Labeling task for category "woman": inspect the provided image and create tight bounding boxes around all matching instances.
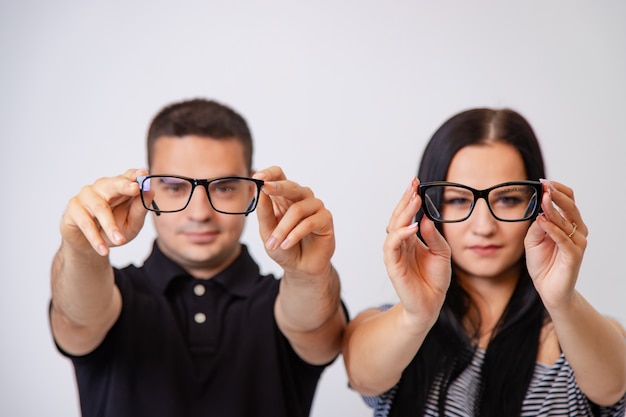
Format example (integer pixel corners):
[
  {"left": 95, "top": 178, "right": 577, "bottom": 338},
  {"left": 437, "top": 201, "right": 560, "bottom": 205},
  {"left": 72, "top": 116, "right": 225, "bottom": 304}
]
[{"left": 342, "top": 108, "right": 626, "bottom": 416}]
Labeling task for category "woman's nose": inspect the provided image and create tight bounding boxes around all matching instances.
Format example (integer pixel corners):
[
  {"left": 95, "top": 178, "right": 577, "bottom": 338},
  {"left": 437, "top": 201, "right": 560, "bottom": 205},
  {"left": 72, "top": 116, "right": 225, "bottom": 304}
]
[{"left": 468, "top": 199, "right": 498, "bottom": 234}]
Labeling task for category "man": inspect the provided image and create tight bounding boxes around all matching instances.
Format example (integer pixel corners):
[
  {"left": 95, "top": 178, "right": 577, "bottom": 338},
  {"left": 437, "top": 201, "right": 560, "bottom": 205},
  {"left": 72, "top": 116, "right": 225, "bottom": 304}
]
[{"left": 49, "top": 98, "right": 347, "bottom": 417}]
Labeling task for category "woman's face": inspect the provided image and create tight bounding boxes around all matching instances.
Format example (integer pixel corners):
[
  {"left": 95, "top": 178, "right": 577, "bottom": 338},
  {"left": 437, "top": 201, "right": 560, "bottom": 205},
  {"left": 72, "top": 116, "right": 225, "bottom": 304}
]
[{"left": 442, "top": 142, "right": 530, "bottom": 283}]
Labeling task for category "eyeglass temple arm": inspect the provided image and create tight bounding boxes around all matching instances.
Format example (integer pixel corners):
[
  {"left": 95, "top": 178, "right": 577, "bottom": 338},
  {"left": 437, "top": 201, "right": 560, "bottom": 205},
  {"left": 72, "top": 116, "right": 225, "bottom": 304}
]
[
  {"left": 244, "top": 197, "right": 257, "bottom": 217},
  {"left": 243, "top": 180, "right": 264, "bottom": 216},
  {"left": 151, "top": 201, "right": 161, "bottom": 216},
  {"left": 424, "top": 194, "right": 441, "bottom": 219}
]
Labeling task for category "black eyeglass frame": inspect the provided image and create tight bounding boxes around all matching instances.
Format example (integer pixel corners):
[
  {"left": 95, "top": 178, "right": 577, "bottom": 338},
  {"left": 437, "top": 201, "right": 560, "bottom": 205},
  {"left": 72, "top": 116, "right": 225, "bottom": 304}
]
[
  {"left": 136, "top": 175, "right": 264, "bottom": 216},
  {"left": 417, "top": 180, "right": 543, "bottom": 223}
]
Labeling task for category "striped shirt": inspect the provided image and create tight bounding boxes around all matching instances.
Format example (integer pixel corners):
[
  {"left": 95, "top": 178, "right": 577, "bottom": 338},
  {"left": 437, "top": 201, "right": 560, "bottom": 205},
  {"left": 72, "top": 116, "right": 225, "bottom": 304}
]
[{"left": 364, "top": 348, "right": 626, "bottom": 417}]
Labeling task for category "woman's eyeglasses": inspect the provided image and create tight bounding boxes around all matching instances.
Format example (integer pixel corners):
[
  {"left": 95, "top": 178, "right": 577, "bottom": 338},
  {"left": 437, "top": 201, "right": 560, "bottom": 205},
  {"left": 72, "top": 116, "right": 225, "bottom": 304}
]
[{"left": 418, "top": 181, "right": 543, "bottom": 223}]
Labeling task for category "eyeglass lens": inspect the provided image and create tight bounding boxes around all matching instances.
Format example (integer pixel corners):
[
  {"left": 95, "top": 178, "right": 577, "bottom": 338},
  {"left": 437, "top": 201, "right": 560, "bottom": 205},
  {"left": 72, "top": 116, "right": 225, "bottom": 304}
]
[
  {"left": 422, "top": 183, "right": 539, "bottom": 222},
  {"left": 140, "top": 176, "right": 260, "bottom": 214}
]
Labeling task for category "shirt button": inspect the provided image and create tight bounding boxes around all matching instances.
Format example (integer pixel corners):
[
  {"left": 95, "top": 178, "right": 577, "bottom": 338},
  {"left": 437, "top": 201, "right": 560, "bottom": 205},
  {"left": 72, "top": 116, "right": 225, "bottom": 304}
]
[
  {"left": 193, "top": 284, "right": 206, "bottom": 296},
  {"left": 194, "top": 312, "right": 207, "bottom": 324}
]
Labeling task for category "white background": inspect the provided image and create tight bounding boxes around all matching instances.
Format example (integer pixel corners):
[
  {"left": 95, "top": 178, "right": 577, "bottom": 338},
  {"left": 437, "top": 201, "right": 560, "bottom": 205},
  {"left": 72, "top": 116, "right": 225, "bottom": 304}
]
[{"left": 1, "top": 1, "right": 625, "bottom": 416}]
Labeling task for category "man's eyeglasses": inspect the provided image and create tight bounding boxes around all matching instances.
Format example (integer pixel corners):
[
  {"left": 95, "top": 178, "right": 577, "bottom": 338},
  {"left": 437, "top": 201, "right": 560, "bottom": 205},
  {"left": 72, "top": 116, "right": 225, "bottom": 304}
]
[
  {"left": 136, "top": 175, "right": 264, "bottom": 216},
  {"left": 418, "top": 181, "right": 542, "bottom": 223}
]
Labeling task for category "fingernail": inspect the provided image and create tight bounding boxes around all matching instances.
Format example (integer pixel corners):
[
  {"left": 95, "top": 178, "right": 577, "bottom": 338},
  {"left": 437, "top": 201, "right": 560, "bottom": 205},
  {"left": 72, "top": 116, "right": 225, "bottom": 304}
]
[
  {"left": 265, "top": 236, "right": 277, "bottom": 250},
  {"left": 280, "top": 238, "right": 291, "bottom": 250},
  {"left": 97, "top": 244, "right": 109, "bottom": 256},
  {"left": 254, "top": 172, "right": 267, "bottom": 180},
  {"left": 113, "top": 231, "right": 124, "bottom": 244},
  {"left": 540, "top": 178, "right": 556, "bottom": 192}
]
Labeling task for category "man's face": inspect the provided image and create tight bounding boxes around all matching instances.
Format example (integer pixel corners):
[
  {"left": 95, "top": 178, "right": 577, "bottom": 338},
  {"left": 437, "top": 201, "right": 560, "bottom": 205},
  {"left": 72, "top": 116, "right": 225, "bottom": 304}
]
[{"left": 149, "top": 135, "right": 250, "bottom": 279}]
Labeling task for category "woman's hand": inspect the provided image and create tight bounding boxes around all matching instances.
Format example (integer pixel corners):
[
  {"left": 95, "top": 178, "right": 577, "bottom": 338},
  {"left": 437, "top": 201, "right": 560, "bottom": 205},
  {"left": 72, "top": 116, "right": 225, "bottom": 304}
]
[
  {"left": 524, "top": 179, "right": 588, "bottom": 308},
  {"left": 383, "top": 177, "right": 452, "bottom": 329}
]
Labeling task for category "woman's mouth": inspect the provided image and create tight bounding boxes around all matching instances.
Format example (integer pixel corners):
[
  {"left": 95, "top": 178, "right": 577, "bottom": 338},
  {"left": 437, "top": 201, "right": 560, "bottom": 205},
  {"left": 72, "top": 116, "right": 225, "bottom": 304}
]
[{"left": 469, "top": 245, "right": 501, "bottom": 256}]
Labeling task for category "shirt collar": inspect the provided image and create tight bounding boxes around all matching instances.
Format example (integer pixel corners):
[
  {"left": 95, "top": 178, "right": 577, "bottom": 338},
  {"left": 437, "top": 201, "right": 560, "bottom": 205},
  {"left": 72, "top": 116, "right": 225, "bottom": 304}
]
[{"left": 144, "top": 241, "right": 262, "bottom": 298}]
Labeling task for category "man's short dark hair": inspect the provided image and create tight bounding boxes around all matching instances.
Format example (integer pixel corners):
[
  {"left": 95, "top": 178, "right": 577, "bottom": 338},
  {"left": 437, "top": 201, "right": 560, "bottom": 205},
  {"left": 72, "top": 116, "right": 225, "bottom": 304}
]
[{"left": 147, "top": 98, "right": 253, "bottom": 171}]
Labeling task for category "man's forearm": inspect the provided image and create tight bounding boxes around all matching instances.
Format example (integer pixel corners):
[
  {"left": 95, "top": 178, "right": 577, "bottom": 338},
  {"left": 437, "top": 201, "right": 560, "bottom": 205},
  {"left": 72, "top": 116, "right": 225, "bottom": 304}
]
[
  {"left": 277, "top": 264, "right": 342, "bottom": 332},
  {"left": 275, "top": 264, "right": 346, "bottom": 364},
  {"left": 50, "top": 242, "right": 117, "bottom": 327}
]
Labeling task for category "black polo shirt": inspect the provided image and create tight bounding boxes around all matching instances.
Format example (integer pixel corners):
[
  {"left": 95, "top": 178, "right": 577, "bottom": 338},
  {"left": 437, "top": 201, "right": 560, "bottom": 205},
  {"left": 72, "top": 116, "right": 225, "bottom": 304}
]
[{"left": 56, "top": 243, "right": 330, "bottom": 417}]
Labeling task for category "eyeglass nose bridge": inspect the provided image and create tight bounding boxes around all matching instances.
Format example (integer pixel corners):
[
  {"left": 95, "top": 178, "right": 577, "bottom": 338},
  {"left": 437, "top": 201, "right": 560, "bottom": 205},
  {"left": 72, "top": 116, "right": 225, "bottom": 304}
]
[
  {"left": 467, "top": 189, "right": 497, "bottom": 220},
  {"left": 187, "top": 179, "right": 219, "bottom": 211}
]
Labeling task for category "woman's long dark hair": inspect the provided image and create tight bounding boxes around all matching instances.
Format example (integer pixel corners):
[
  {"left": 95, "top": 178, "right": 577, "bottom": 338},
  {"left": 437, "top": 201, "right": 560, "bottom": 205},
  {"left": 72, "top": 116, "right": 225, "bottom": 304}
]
[{"left": 389, "top": 108, "right": 548, "bottom": 417}]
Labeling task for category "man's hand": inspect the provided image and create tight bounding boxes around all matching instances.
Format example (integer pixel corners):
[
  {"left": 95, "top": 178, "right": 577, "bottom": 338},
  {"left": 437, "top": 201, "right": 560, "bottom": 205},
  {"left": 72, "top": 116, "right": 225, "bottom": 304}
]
[
  {"left": 253, "top": 166, "right": 334, "bottom": 277},
  {"left": 51, "top": 168, "right": 148, "bottom": 356},
  {"left": 253, "top": 166, "right": 344, "bottom": 365},
  {"left": 61, "top": 168, "right": 149, "bottom": 256}
]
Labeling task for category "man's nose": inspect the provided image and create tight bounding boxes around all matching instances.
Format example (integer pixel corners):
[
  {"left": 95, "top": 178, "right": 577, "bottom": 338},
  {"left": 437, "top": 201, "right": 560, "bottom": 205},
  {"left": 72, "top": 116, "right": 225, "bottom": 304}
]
[{"left": 186, "top": 186, "right": 216, "bottom": 216}]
